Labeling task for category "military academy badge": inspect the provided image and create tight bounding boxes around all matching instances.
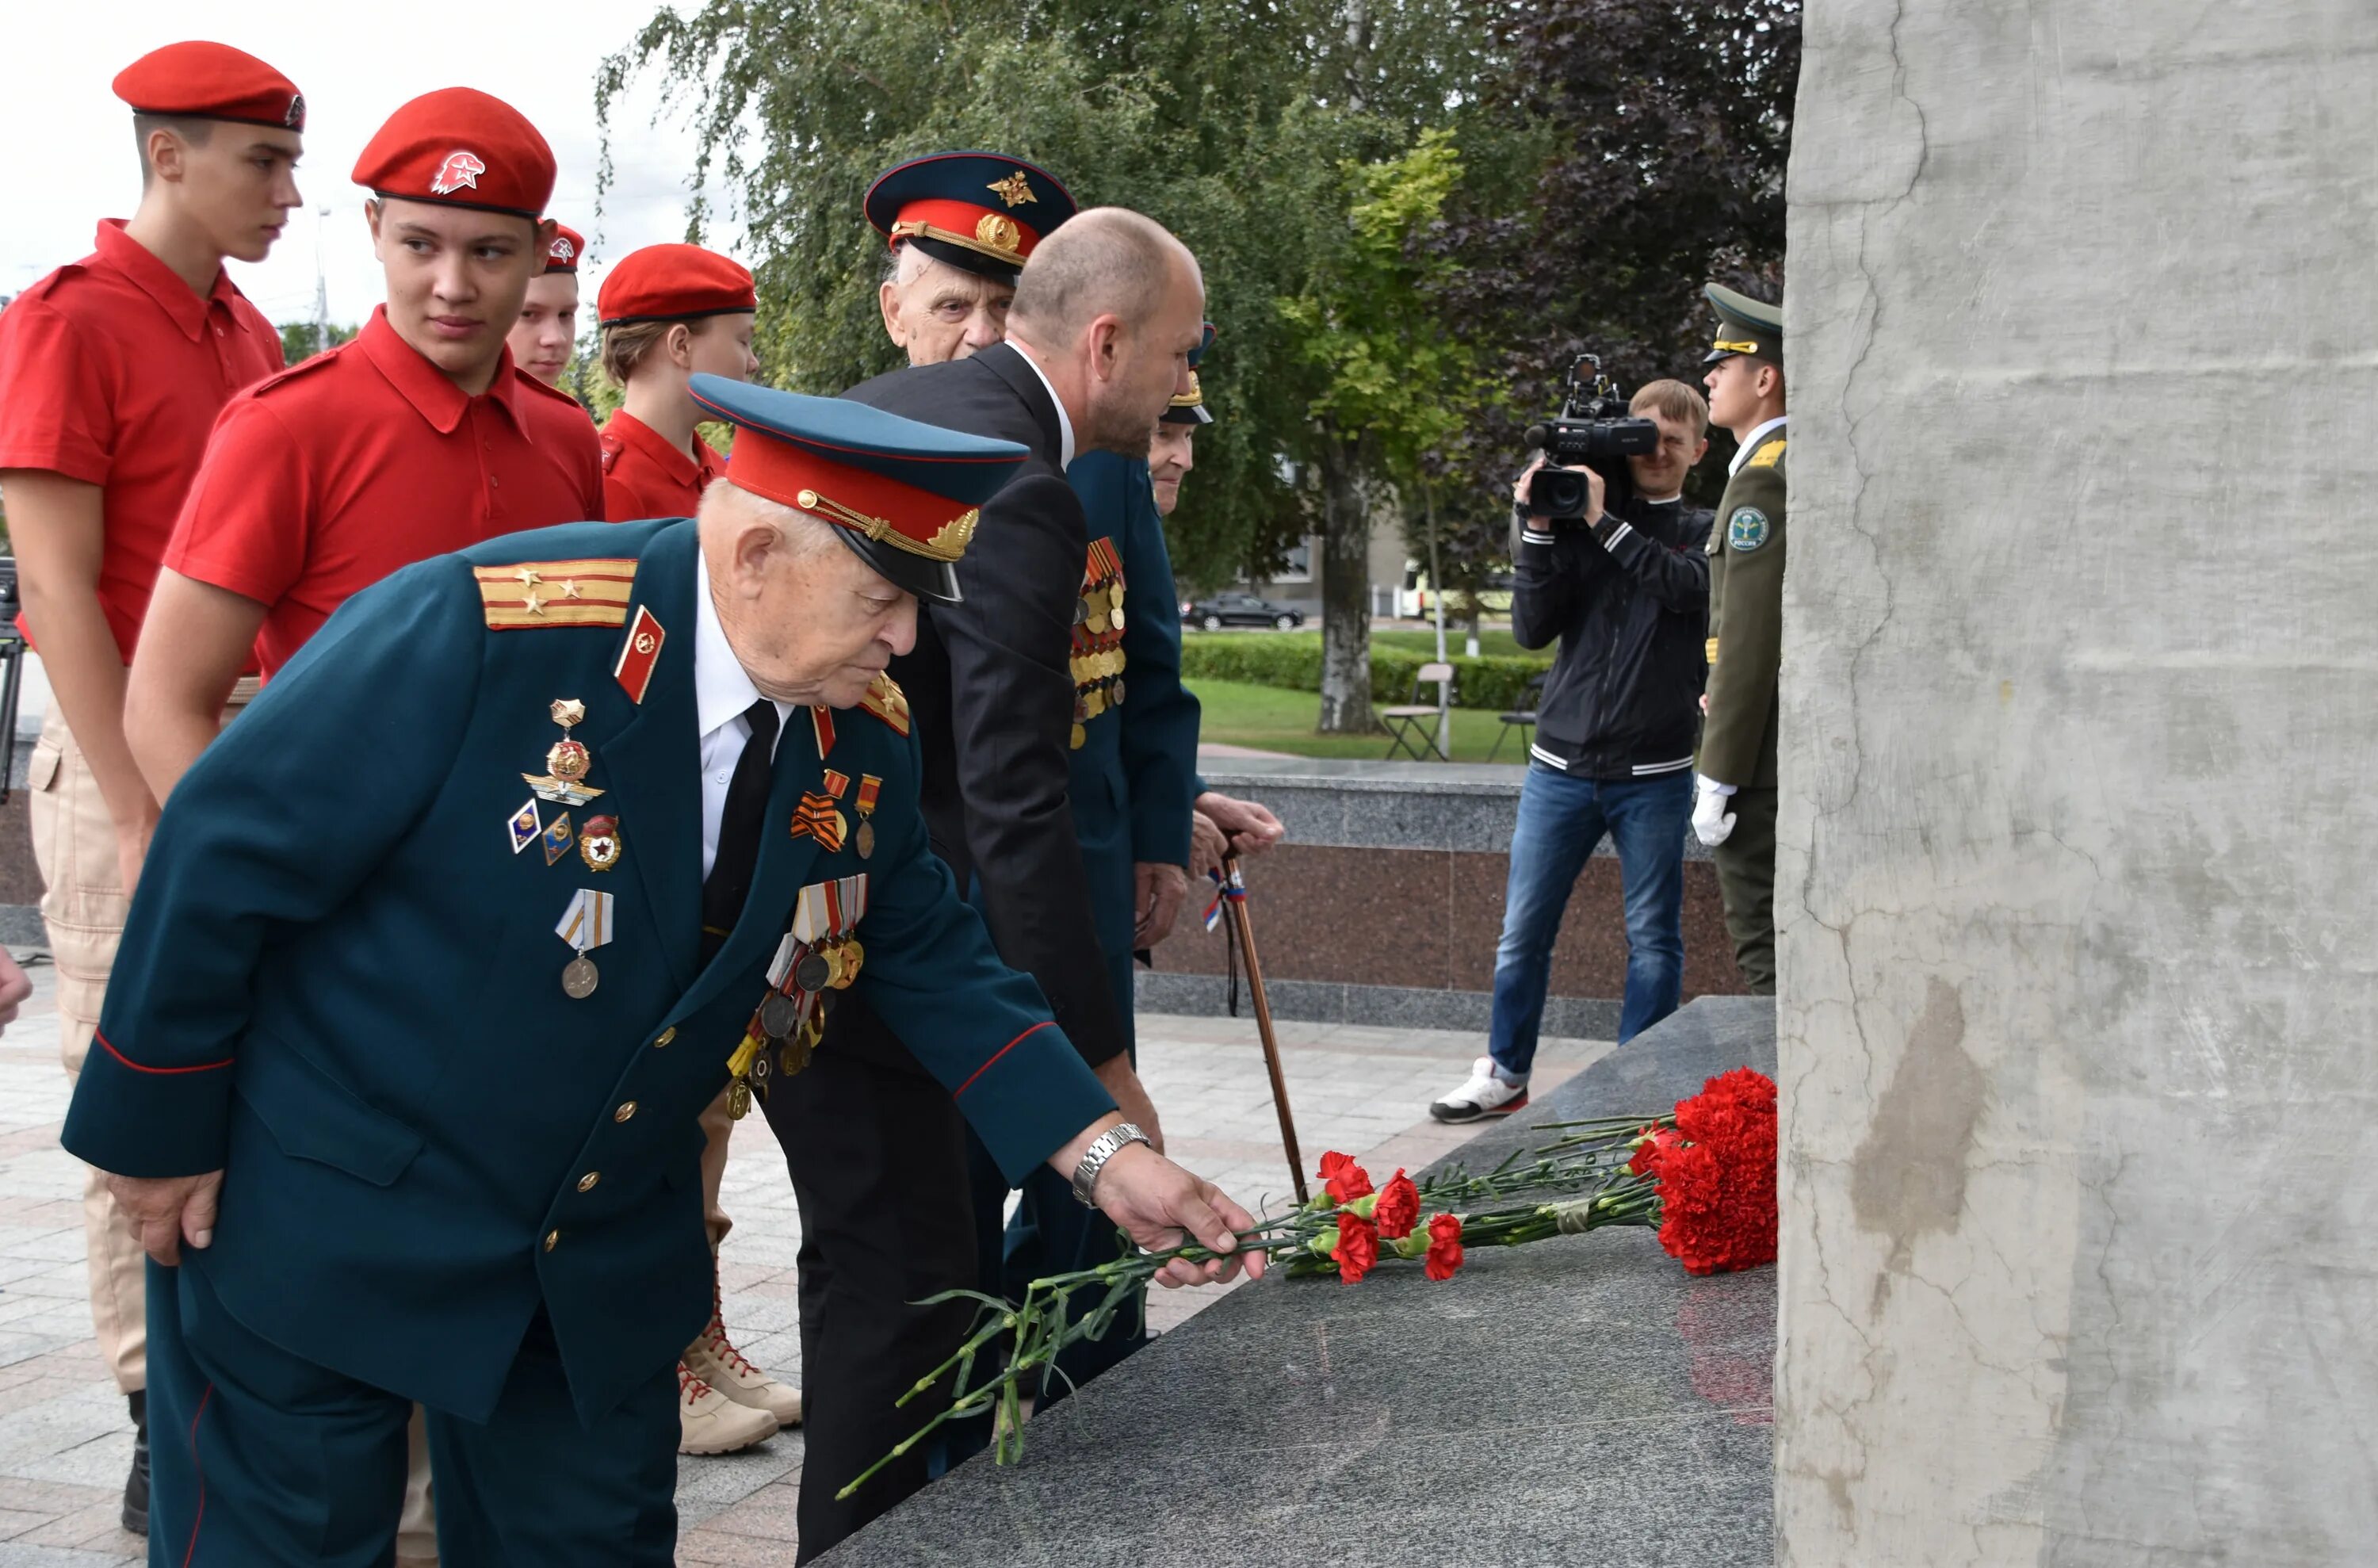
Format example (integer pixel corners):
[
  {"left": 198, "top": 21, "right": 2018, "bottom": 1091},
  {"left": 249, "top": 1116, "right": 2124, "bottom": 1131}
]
[{"left": 1727, "top": 507, "right": 1771, "bottom": 553}]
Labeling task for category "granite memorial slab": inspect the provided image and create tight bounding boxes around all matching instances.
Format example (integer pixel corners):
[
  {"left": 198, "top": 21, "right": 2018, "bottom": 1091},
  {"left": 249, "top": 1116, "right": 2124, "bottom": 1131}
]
[{"left": 819, "top": 996, "right": 1779, "bottom": 1568}]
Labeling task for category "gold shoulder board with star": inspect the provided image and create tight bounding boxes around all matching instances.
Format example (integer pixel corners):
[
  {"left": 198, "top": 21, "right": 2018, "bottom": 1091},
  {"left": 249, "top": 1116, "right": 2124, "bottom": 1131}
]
[
  {"left": 475, "top": 557, "right": 639, "bottom": 630},
  {"left": 858, "top": 672, "right": 910, "bottom": 736}
]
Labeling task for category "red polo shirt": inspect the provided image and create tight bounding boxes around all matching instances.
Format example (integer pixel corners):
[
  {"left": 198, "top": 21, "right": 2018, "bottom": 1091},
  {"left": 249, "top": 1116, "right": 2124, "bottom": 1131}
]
[
  {"left": 166, "top": 306, "right": 604, "bottom": 675},
  {"left": 0, "top": 220, "right": 283, "bottom": 656},
  {"left": 598, "top": 408, "right": 725, "bottom": 522}
]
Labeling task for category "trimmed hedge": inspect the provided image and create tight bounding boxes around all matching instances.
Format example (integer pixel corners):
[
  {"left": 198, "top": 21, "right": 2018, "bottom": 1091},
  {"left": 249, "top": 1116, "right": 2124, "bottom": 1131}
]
[{"left": 1178, "top": 631, "right": 1549, "bottom": 711}]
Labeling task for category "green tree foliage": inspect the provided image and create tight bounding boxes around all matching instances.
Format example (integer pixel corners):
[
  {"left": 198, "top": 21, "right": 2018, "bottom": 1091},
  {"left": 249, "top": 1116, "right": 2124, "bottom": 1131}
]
[
  {"left": 597, "top": 0, "right": 1498, "bottom": 730},
  {"left": 277, "top": 320, "right": 357, "bottom": 365}
]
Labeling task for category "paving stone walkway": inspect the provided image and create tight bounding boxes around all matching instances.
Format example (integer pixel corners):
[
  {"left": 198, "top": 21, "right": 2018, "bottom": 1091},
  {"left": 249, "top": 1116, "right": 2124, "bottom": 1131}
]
[{"left": 0, "top": 954, "right": 1605, "bottom": 1564}]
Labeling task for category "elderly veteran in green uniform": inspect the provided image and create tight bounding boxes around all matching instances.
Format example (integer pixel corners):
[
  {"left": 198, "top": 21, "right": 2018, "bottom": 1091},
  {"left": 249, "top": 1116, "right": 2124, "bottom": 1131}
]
[
  {"left": 60, "top": 376, "right": 1262, "bottom": 1566},
  {"left": 1693, "top": 282, "right": 1788, "bottom": 993}
]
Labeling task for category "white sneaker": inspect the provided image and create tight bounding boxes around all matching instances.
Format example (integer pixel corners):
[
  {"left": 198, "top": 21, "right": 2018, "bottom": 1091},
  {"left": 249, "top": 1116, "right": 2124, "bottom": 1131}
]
[
  {"left": 1428, "top": 1056, "right": 1530, "bottom": 1123},
  {"left": 682, "top": 1315, "right": 802, "bottom": 1428},
  {"left": 676, "top": 1362, "right": 778, "bottom": 1455}
]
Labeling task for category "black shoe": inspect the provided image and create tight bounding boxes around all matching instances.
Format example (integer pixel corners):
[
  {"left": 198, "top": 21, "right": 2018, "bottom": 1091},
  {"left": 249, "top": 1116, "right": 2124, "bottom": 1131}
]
[{"left": 122, "top": 1390, "right": 148, "bottom": 1535}]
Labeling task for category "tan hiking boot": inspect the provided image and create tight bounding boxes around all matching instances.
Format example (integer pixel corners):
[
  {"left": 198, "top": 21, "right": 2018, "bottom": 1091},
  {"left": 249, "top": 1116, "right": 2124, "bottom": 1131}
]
[
  {"left": 676, "top": 1361, "right": 778, "bottom": 1455},
  {"left": 682, "top": 1314, "right": 803, "bottom": 1428}
]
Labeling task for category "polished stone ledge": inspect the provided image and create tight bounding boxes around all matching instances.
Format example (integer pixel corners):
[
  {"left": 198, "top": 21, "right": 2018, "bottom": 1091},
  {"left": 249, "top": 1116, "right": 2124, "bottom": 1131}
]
[
  {"left": 1136, "top": 969, "right": 1620, "bottom": 1040},
  {"left": 820, "top": 996, "right": 1779, "bottom": 1567},
  {"left": 1202, "top": 759, "right": 1714, "bottom": 859}
]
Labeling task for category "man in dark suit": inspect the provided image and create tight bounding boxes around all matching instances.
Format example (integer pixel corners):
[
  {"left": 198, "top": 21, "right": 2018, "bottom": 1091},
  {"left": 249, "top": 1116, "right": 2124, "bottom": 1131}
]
[
  {"left": 760, "top": 206, "right": 1207, "bottom": 1553},
  {"left": 62, "top": 378, "right": 1259, "bottom": 1565}
]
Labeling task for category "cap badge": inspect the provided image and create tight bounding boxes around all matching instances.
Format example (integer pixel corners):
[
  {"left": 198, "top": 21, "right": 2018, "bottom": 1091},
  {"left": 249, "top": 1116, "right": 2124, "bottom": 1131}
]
[
  {"left": 975, "top": 213, "right": 1023, "bottom": 255},
  {"left": 284, "top": 93, "right": 305, "bottom": 129},
  {"left": 550, "top": 235, "right": 576, "bottom": 263},
  {"left": 987, "top": 170, "right": 1037, "bottom": 208},
  {"left": 431, "top": 150, "right": 487, "bottom": 196}
]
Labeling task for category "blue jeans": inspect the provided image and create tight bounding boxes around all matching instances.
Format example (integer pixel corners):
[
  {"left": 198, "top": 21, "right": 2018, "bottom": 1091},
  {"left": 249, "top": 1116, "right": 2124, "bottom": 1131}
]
[{"left": 1488, "top": 763, "right": 1692, "bottom": 1075}]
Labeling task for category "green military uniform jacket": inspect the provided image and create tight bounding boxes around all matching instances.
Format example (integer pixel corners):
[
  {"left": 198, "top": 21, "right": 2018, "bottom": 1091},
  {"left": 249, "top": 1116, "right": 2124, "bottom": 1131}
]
[
  {"left": 60, "top": 517, "right": 1114, "bottom": 1426},
  {"left": 1699, "top": 420, "right": 1787, "bottom": 788}
]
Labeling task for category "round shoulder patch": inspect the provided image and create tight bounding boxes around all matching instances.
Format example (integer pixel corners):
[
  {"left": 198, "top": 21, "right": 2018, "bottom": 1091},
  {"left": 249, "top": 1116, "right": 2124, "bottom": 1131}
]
[{"left": 1727, "top": 506, "right": 1770, "bottom": 553}]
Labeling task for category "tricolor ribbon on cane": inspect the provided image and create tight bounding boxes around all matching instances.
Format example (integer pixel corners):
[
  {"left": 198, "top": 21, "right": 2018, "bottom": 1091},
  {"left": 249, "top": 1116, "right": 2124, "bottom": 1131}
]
[{"left": 1200, "top": 863, "right": 1248, "bottom": 933}]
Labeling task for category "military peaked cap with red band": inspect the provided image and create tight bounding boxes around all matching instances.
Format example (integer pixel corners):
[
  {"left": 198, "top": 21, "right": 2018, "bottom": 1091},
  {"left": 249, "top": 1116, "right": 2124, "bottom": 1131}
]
[
  {"left": 545, "top": 224, "right": 585, "bottom": 274},
  {"left": 597, "top": 244, "right": 756, "bottom": 326},
  {"left": 353, "top": 88, "right": 555, "bottom": 219},
  {"left": 113, "top": 41, "right": 305, "bottom": 132},
  {"left": 864, "top": 151, "right": 1076, "bottom": 281},
  {"left": 687, "top": 372, "right": 1027, "bottom": 606}
]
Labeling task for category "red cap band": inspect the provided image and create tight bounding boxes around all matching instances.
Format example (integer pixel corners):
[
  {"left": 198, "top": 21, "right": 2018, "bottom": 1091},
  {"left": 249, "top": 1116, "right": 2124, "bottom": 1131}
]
[
  {"left": 724, "top": 432, "right": 980, "bottom": 565},
  {"left": 887, "top": 197, "right": 1047, "bottom": 266}
]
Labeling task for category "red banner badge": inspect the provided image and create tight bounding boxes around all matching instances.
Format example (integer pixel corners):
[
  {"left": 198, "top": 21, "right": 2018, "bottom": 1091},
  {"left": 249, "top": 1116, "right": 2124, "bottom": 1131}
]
[
  {"left": 811, "top": 705, "right": 836, "bottom": 761},
  {"left": 614, "top": 606, "right": 666, "bottom": 704}
]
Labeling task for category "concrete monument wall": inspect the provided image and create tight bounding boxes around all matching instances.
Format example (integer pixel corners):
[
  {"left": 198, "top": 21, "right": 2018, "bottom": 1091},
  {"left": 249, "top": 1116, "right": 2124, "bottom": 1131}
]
[{"left": 1777, "top": 3, "right": 2378, "bottom": 1562}]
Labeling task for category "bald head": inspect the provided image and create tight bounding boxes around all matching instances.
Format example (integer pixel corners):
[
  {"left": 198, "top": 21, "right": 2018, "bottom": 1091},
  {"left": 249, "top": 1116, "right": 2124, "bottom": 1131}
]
[
  {"left": 1010, "top": 208, "right": 1199, "bottom": 346},
  {"left": 1007, "top": 208, "right": 1206, "bottom": 455}
]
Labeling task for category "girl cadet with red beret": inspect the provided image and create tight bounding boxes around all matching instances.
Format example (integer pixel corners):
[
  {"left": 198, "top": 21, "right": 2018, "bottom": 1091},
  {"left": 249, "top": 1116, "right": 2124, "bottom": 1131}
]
[
  {"left": 0, "top": 40, "right": 301, "bottom": 1537},
  {"left": 509, "top": 221, "right": 586, "bottom": 389},
  {"left": 594, "top": 242, "right": 801, "bottom": 1455},
  {"left": 127, "top": 86, "right": 605, "bottom": 801},
  {"left": 594, "top": 243, "right": 760, "bottom": 522}
]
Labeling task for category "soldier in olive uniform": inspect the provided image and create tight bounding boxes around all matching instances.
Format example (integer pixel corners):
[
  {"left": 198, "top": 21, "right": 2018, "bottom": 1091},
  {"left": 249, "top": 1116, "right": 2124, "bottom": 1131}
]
[{"left": 1692, "top": 283, "right": 1787, "bottom": 993}]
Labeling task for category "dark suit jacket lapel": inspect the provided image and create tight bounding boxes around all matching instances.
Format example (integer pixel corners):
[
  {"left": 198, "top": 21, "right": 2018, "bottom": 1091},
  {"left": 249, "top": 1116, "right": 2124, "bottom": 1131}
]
[
  {"left": 977, "top": 343, "right": 1064, "bottom": 466},
  {"left": 588, "top": 521, "right": 703, "bottom": 992}
]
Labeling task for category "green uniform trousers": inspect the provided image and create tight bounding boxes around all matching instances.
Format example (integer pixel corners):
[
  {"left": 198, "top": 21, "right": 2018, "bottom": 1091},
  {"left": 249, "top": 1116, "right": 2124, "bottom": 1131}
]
[{"left": 1713, "top": 785, "right": 1778, "bottom": 995}]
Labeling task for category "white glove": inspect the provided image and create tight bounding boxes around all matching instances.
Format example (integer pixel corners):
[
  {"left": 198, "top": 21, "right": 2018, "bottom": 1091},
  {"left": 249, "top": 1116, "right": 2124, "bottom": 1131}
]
[{"left": 1692, "top": 773, "right": 1738, "bottom": 847}]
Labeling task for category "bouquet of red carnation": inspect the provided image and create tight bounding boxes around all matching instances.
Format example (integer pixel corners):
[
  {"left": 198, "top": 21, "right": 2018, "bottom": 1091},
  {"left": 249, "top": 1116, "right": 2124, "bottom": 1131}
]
[{"left": 843, "top": 1068, "right": 1778, "bottom": 1495}]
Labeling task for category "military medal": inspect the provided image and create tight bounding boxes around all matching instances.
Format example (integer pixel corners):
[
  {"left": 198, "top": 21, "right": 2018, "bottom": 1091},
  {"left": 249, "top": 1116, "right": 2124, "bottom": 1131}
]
[
  {"left": 524, "top": 698, "right": 606, "bottom": 807},
  {"left": 1068, "top": 539, "right": 1128, "bottom": 751},
  {"left": 507, "top": 799, "right": 542, "bottom": 855},
  {"left": 759, "top": 992, "right": 799, "bottom": 1039},
  {"left": 554, "top": 888, "right": 615, "bottom": 998},
  {"left": 579, "top": 815, "right": 622, "bottom": 871},
  {"left": 854, "top": 775, "right": 881, "bottom": 859},
  {"left": 789, "top": 792, "right": 848, "bottom": 851}
]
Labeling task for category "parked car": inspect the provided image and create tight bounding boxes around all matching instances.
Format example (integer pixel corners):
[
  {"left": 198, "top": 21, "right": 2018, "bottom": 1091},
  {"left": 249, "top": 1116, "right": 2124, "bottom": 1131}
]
[{"left": 1180, "top": 593, "right": 1306, "bottom": 631}]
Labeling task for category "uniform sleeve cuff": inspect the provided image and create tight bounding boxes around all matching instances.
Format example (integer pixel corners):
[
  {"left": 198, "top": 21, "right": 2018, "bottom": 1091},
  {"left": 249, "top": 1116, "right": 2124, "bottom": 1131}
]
[
  {"left": 60, "top": 1032, "right": 234, "bottom": 1178},
  {"left": 954, "top": 1021, "right": 1118, "bottom": 1186}
]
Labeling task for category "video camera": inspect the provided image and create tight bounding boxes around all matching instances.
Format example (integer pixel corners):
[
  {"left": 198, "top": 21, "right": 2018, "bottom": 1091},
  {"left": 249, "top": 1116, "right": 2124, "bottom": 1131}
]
[{"left": 1521, "top": 354, "right": 1659, "bottom": 521}]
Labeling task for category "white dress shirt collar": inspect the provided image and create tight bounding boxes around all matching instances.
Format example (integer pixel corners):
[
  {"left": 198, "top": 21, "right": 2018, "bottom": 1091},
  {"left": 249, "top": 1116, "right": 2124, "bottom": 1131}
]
[
  {"left": 1729, "top": 414, "right": 1789, "bottom": 476},
  {"left": 693, "top": 546, "right": 791, "bottom": 743},
  {"left": 1006, "top": 339, "right": 1077, "bottom": 470}
]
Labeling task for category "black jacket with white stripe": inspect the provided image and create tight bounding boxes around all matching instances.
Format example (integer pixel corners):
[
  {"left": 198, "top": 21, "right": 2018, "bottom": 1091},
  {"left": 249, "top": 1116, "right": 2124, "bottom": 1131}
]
[{"left": 1508, "top": 492, "right": 1712, "bottom": 782}]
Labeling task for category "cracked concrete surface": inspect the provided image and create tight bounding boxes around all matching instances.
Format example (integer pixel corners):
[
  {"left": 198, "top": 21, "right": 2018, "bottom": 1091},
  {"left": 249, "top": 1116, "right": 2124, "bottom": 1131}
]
[{"left": 1776, "top": 2, "right": 2378, "bottom": 1562}]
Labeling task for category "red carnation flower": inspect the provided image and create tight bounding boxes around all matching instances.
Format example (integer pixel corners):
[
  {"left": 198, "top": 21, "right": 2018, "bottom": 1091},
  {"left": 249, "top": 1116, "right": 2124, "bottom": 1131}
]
[
  {"left": 1372, "top": 1170, "right": 1420, "bottom": 1239},
  {"left": 1628, "top": 1126, "right": 1684, "bottom": 1179},
  {"left": 1318, "top": 1150, "right": 1374, "bottom": 1205},
  {"left": 1335, "top": 1212, "right": 1379, "bottom": 1283},
  {"left": 1423, "top": 1213, "right": 1465, "bottom": 1281}
]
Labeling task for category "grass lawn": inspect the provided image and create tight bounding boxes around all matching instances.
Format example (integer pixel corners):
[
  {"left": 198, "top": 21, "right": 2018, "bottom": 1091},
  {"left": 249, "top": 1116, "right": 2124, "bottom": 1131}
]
[
  {"left": 1187, "top": 677, "right": 1527, "bottom": 763},
  {"left": 1183, "top": 625, "right": 1539, "bottom": 661}
]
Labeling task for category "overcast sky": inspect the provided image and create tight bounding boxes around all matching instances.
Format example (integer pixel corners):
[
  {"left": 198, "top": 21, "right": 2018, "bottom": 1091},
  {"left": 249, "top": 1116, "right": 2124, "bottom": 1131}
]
[{"left": 0, "top": 0, "right": 744, "bottom": 327}]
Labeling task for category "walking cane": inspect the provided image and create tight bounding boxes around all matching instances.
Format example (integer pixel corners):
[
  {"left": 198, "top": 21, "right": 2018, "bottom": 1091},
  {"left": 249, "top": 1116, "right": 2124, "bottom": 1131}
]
[{"left": 1221, "top": 853, "right": 1308, "bottom": 1204}]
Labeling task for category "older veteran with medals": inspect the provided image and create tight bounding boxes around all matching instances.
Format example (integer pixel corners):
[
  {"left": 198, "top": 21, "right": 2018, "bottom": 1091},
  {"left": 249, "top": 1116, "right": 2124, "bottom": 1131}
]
[{"left": 61, "top": 375, "right": 1263, "bottom": 1566}]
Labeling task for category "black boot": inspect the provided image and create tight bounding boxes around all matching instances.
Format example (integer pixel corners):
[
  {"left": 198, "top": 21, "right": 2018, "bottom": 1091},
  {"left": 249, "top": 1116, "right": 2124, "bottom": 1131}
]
[{"left": 122, "top": 1390, "right": 148, "bottom": 1535}]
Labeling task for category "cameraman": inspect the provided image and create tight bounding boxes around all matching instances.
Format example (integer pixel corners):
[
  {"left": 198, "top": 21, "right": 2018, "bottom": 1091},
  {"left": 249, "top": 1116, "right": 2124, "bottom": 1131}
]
[{"left": 1431, "top": 381, "right": 1712, "bottom": 1123}]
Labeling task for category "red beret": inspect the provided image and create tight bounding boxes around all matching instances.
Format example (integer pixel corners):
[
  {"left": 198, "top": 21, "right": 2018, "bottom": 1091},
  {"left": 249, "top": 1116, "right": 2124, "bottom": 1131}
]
[
  {"left": 545, "top": 224, "right": 585, "bottom": 274},
  {"left": 352, "top": 88, "right": 554, "bottom": 219},
  {"left": 597, "top": 244, "right": 757, "bottom": 326},
  {"left": 113, "top": 41, "right": 304, "bottom": 132}
]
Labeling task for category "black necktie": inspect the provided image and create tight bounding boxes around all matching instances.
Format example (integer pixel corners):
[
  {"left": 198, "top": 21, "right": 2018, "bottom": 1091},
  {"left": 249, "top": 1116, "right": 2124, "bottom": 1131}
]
[{"left": 702, "top": 699, "right": 780, "bottom": 963}]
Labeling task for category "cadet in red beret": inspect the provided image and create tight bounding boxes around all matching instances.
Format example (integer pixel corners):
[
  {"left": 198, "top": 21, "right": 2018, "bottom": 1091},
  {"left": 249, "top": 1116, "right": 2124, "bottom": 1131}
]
[
  {"left": 0, "top": 39, "right": 302, "bottom": 1533},
  {"left": 591, "top": 239, "right": 797, "bottom": 1455},
  {"left": 128, "top": 86, "right": 604, "bottom": 805},
  {"left": 510, "top": 220, "right": 586, "bottom": 388},
  {"left": 594, "top": 243, "right": 760, "bottom": 524}
]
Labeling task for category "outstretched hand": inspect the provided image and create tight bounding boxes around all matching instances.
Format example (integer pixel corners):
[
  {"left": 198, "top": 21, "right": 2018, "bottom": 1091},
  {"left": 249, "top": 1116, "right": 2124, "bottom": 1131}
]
[
  {"left": 1090, "top": 1143, "right": 1266, "bottom": 1290},
  {"left": 109, "top": 1171, "right": 223, "bottom": 1266}
]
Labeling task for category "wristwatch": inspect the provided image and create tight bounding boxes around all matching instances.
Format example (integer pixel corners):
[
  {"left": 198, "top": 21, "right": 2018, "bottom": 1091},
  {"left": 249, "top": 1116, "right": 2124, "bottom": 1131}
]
[{"left": 1070, "top": 1122, "right": 1152, "bottom": 1207}]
